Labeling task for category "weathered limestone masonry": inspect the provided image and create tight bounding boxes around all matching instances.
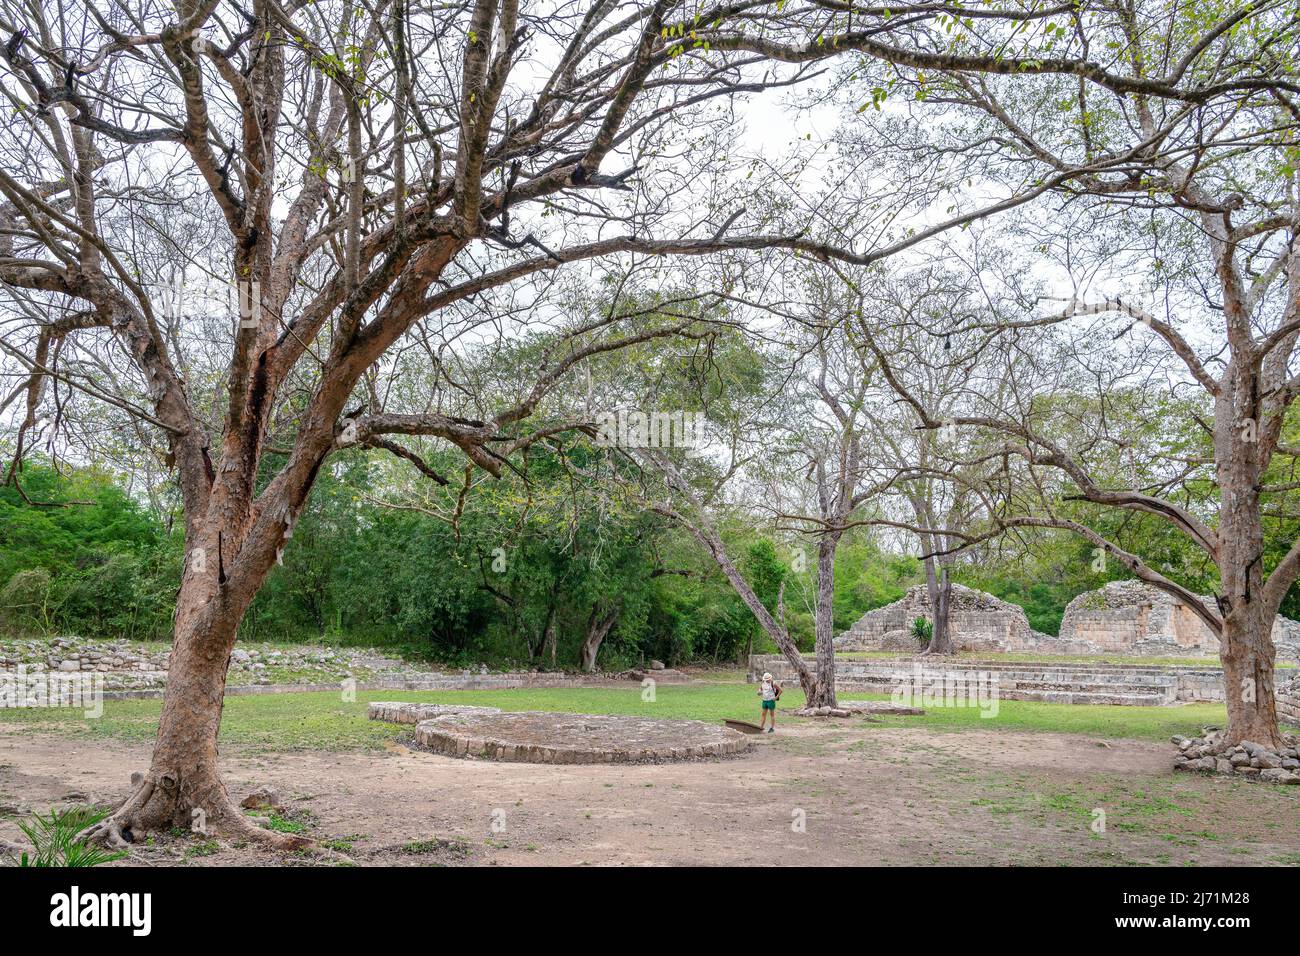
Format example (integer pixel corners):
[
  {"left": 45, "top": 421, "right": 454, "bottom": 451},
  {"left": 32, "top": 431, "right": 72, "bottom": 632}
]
[
  {"left": 833, "top": 584, "right": 1070, "bottom": 654},
  {"left": 368, "top": 704, "right": 752, "bottom": 763},
  {"left": 750, "top": 654, "right": 1300, "bottom": 711},
  {"left": 833, "top": 580, "right": 1300, "bottom": 661},
  {"left": 1059, "top": 580, "right": 1300, "bottom": 661},
  {"left": 1280, "top": 675, "right": 1300, "bottom": 725},
  {"left": 366, "top": 701, "right": 502, "bottom": 723},
  {"left": 0, "top": 636, "right": 615, "bottom": 702}
]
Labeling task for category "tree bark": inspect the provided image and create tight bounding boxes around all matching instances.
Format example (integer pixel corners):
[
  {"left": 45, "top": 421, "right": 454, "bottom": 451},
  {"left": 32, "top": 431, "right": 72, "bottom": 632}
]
[
  {"left": 580, "top": 605, "right": 619, "bottom": 673},
  {"left": 82, "top": 562, "right": 307, "bottom": 849},
  {"left": 924, "top": 563, "right": 954, "bottom": 656},
  {"left": 809, "top": 535, "right": 839, "bottom": 708},
  {"left": 531, "top": 603, "right": 555, "bottom": 663},
  {"left": 1220, "top": 612, "right": 1283, "bottom": 747},
  {"left": 1214, "top": 368, "right": 1284, "bottom": 748}
]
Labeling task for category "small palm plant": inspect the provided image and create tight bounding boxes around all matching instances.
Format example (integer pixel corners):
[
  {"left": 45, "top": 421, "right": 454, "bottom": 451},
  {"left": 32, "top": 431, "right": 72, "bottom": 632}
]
[
  {"left": 13, "top": 806, "right": 128, "bottom": 867},
  {"left": 911, "top": 616, "right": 934, "bottom": 646}
]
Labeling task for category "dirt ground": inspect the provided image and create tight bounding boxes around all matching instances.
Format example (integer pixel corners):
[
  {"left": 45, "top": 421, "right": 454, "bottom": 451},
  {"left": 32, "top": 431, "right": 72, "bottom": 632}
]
[{"left": 2, "top": 721, "right": 1297, "bottom": 866}]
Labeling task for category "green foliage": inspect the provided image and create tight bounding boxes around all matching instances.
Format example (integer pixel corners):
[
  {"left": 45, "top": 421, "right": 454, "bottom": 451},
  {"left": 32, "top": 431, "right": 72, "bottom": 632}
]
[
  {"left": 263, "top": 813, "right": 307, "bottom": 834},
  {"left": 0, "top": 463, "right": 180, "bottom": 639},
  {"left": 911, "top": 616, "right": 933, "bottom": 643},
  {"left": 185, "top": 840, "right": 221, "bottom": 858},
  {"left": 15, "top": 382, "right": 1298, "bottom": 667},
  {"left": 243, "top": 449, "right": 788, "bottom": 668},
  {"left": 14, "top": 805, "right": 127, "bottom": 867},
  {"left": 829, "top": 534, "right": 917, "bottom": 628},
  {"left": 741, "top": 538, "right": 788, "bottom": 647}
]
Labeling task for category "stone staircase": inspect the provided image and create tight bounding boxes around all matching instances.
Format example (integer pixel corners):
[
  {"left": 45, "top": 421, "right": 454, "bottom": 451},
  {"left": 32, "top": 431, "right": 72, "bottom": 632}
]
[{"left": 749, "top": 655, "right": 1208, "bottom": 706}]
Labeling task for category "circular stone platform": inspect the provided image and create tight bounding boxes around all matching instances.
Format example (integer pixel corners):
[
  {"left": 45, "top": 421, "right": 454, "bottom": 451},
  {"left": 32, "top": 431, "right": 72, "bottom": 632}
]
[
  {"left": 412, "top": 711, "right": 752, "bottom": 764},
  {"left": 368, "top": 701, "right": 502, "bottom": 725}
]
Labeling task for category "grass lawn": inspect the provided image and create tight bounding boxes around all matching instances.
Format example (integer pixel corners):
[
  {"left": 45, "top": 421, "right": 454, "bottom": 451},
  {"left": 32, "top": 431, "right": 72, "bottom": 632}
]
[{"left": 1, "top": 681, "right": 1284, "bottom": 752}]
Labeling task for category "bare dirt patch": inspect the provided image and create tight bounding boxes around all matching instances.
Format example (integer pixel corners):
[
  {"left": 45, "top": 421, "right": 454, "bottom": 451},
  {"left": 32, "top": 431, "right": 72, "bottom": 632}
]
[{"left": 1, "top": 721, "right": 1296, "bottom": 866}]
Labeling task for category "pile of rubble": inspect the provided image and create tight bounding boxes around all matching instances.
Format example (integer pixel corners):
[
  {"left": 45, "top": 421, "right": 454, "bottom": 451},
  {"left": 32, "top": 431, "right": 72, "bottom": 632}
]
[{"left": 1172, "top": 727, "right": 1300, "bottom": 784}]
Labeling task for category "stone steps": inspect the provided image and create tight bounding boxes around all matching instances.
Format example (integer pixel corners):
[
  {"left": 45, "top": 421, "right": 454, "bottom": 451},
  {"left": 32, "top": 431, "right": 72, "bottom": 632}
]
[
  {"left": 832, "top": 655, "right": 1223, "bottom": 675},
  {"left": 999, "top": 688, "right": 1170, "bottom": 706},
  {"left": 834, "top": 671, "right": 1174, "bottom": 706},
  {"left": 1001, "top": 677, "right": 1173, "bottom": 695},
  {"left": 835, "top": 664, "right": 1176, "bottom": 687},
  {"left": 753, "top": 654, "right": 1188, "bottom": 706}
]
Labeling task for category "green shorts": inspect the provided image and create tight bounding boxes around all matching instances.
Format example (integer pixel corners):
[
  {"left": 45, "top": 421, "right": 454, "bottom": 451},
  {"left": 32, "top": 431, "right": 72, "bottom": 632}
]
[{"left": 761, "top": 699, "right": 776, "bottom": 710}]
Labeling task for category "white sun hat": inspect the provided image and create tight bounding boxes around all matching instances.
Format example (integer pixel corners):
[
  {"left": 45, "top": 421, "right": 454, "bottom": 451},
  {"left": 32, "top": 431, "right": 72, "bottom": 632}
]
[{"left": 762, "top": 672, "right": 773, "bottom": 681}]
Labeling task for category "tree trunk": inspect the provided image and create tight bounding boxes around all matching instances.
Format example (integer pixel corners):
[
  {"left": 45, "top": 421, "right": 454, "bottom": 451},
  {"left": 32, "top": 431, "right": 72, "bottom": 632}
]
[
  {"left": 523, "top": 603, "right": 553, "bottom": 662},
  {"left": 920, "top": 553, "right": 938, "bottom": 650},
  {"left": 1212, "top": 366, "right": 1283, "bottom": 748},
  {"left": 82, "top": 570, "right": 307, "bottom": 849},
  {"left": 808, "top": 535, "right": 839, "bottom": 708},
  {"left": 925, "top": 564, "right": 954, "bottom": 656},
  {"left": 547, "top": 614, "right": 557, "bottom": 668},
  {"left": 1220, "top": 611, "right": 1283, "bottom": 748},
  {"left": 580, "top": 606, "right": 619, "bottom": 673}
]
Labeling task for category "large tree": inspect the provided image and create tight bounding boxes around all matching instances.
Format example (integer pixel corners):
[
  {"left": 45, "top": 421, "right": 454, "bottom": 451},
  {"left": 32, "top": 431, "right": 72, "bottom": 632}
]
[
  {"left": 829, "top": 0, "right": 1300, "bottom": 746},
  {"left": 0, "top": 0, "right": 1288, "bottom": 847},
  {"left": 0, "top": 0, "right": 849, "bottom": 847}
]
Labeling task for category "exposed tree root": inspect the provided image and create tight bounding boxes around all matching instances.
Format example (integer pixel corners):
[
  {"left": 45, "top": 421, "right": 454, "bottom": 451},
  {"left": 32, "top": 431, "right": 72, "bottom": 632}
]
[{"left": 79, "top": 771, "right": 312, "bottom": 853}]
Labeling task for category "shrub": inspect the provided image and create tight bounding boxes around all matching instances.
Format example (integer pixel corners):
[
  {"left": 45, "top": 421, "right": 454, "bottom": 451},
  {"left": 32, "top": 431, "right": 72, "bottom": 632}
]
[
  {"left": 14, "top": 806, "right": 128, "bottom": 867},
  {"left": 911, "top": 616, "right": 934, "bottom": 644}
]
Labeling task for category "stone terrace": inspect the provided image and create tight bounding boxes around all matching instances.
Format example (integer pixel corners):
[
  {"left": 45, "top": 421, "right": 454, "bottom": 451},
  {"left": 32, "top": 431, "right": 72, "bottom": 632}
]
[
  {"left": 750, "top": 654, "right": 1256, "bottom": 707},
  {"left": 1280, "top": 675, "right": 1300, "bottom": 725},
  {"left": 0, "top": 636, "right": 646, "bottom": 702},
  {"left": 370, "top": 705, "right": 752, "bottom": 764}
]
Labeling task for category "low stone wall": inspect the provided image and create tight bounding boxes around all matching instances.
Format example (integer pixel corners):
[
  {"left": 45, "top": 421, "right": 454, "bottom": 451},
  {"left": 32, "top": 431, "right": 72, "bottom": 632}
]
[
  {"left": 89, "top": 670, "right": 604, "bottom": 702},
  {"left": 390, "top": 710, "right": 753, "bottom": 764},
  {"left": 1176, "top": 671, "right": 1227, "bottom": 703},
  {"left": 1, "top": 633, "right": 627, "bottom": 702},
  {"left": 0, "top": 636, "right": 453, "bottom": 691},
  {"left": 1280, "top": 676, "right": 1300, "bottom": 725},
  {"left": 748, "top": 654, "right": 1291, "bottom": 707}
]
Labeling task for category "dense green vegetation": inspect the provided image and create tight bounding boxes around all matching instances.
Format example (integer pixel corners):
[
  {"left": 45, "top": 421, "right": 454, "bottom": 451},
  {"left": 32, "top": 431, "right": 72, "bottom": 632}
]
[
  {"left": 4, "top": 456, "right": 1294, "bottom": 666},
  {"left": 0, "top": 465, "right": 180, "bottom": 641},
  {"left": 0, "top": 460, "right": 915, "bottom": 665}
]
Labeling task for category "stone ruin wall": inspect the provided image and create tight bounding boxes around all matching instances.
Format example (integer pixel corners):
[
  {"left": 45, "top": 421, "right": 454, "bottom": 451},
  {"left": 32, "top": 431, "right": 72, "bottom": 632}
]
[
  {"left": 836, "top": 579, "right": 1300, "bottom": 663},
  {"left": 834, "top": 584, "right": 1068, "bottom": 654},
  {"left": 1058, "top": 580, "right": 1300, "bottom": 663},
  {"left": 1280, "top": 675, "right": 1300, "bottom": 725}
]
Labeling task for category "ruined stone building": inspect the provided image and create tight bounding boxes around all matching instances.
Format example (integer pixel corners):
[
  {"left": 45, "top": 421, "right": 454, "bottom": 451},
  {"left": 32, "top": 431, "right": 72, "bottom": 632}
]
[
  {"left": 835, "top": 579, "right": 1300, "bottom": 662},
  {"left": 833, "top": 584, "right": 1053, "bottom": 654},
  {"left": 1057, "top": 580, "right": 1300, "bottom": 661}
]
